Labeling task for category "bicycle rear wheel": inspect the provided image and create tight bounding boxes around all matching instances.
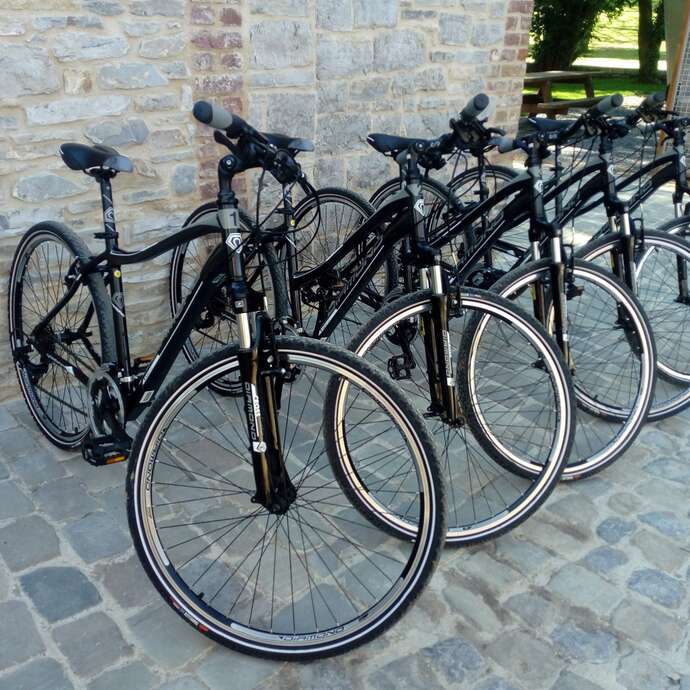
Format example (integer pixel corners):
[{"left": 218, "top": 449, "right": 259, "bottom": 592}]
[
  {"left": 8, "top": 222, "right": 116, "bottom": 448},
  {"left": 127, "top": 337, "right": 446, "bottom": 659}
]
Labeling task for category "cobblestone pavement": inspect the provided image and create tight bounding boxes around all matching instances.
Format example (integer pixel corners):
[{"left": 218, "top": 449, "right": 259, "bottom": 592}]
[{"left": 0, "top": 383, "right": 689, "bottom": 689}]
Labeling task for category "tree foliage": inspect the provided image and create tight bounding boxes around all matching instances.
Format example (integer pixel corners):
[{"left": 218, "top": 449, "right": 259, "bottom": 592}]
[{"left": 530, "top": 0, "right": 633, "bottom": 71}]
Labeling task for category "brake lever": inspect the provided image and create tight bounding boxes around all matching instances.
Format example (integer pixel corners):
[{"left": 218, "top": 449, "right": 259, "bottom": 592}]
[{"left": 214, "top": 129, "right": 239, "bottom": 154}]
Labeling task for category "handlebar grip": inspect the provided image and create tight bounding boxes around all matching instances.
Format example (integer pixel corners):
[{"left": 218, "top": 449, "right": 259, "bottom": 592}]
[
  {"left": 589, "top": 93, "right": 624, "bottom": 117},
  {"left": 461, "top": 93, "right": 490, "bottom": 120},
  {"left": 193, "top": 99, "right": 252, "bottom": 140},
  {"left": 496, "top": 135, "right": 516, "bottom": 154},
  {"left": 642, "top": 91, "right": 665, "bottom": 109}
]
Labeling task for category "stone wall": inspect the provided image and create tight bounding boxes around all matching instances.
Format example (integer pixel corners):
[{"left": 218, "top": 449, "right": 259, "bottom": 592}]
[{"left": 0, "top": 0, "right": 532, "bottom": 402}]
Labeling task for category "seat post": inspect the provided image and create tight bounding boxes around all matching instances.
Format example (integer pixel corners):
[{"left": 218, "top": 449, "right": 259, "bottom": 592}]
[{"left": 97, "top": 173, "right": 119, "bottom": 252}]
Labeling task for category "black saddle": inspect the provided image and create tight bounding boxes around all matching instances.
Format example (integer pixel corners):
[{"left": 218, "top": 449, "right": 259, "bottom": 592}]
[
  {"left": 59, "top": 143, "right": 134, "bottom": 174},
  {"left": 527, "top": 118, "right": 576, "bottom": 133},
  {"left": 367, "top": 133, "right": 434, "bottom": 156},
  {"left": 263, "top": 132, "right": 314, "bottom": 153}
]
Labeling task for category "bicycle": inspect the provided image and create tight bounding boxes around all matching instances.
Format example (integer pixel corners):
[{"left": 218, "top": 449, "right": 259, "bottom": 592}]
[
  {"left": 469, "top": 94, "right": 690, "bottom": 421},
  {"left": 9, "top": 107, "right": 449, "bottom": 659},
  {"left": 165, "top": 97, "right": 578, "bottom": 546}
]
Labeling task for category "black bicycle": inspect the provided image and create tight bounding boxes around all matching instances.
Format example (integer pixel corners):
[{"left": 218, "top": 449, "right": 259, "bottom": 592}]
[{"left": 9, "top": 104, "right": 450, "bottom": 659}]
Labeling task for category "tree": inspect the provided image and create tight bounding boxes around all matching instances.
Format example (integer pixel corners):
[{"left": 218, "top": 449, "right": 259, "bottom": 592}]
[
  {"left": 638, "top": 0, "right": 665, "bottom": 82},
  {"left": 530, "top": 0, "right": 632, "bottom": 71}
]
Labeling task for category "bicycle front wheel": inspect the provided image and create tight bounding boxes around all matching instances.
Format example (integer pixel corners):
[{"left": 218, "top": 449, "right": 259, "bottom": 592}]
[
  {"left": 343, "top": 288, "right": 575, "bottom": 545},
  {"left": 491, "top": 259, "right": 656, "bottom": 478},
  {"left": 127, "top": 337, "right": 446, "bottom": 659},
  {"left": 577, "top": 230, "right": 690, "bottom": 420}
]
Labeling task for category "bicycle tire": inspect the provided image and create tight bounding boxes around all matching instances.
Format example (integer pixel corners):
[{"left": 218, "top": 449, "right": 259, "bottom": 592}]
[
  {"left": 577, "top": 230, "right": 690, "bottom": 420},
  {"left": 8, "top": 221, "right": 116, "bottom": 448},
  {"left": 342, "top": 288, "right": 575, "bottom": 544},
  {"left": 126, "top": 336, "right": 446, "bottom": 659},
  {"left": 490, "top": 258, "right": 656, "bottom": 479}
]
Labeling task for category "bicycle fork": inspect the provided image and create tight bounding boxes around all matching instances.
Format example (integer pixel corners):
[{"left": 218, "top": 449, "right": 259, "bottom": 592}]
[
  {"left": 420, "top": 262, "right": 463, "bottom": 424},
  {"left": 218, "top": 154, "right": 295, "bottom": 514}
]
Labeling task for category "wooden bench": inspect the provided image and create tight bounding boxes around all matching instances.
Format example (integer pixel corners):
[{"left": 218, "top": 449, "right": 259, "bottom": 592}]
[
  {"left": 522, "top": 70, "right": 601, "bottom": 116},
  {"left": 526, "top": 96, "right": 603, "bottom": 116}
]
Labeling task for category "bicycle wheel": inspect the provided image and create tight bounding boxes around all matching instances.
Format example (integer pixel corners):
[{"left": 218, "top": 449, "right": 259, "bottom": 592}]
[
  {"left": 448, "top": 164, "right": 518, "bottom": 199},
  {"left": 127, "top": 337, "right": 445, "bottom": 659},
  {"left": 491, "top": 258, "right": 655, "bottom": 478},
  {"left": 342, "top": 288, "right": 575, "bottom": 544},
  {"left": 447, "top": 164, "right": 525, "bottom": 278},
  {"left": 290, "top": 187, "right": 396, "bottom": 346},
  {"left": 8, "top": 222, "right": 116, "bottom": 448},
  {"left": 577, "top": 230, "right": 690, "bottom": 420}
]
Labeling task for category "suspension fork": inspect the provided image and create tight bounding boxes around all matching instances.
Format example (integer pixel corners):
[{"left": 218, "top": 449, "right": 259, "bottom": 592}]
[
  {"left": 546, "top": 224, "right": 572, "bottom": 369},
  {"left": 419, "top": 261, "right": 462, "bottom": 422},
  {"left": 217, "top": 154, "right": 294, "bottom": 514},
  {"left": 612, "top": 203, "right": 637, "bottom": 294},
  {"left": 237, "top": 314, "right": 295, "bottom": 513}
]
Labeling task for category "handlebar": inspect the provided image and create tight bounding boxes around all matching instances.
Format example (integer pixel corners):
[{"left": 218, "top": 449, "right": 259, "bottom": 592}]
[
  {"left": 193, "top": 100, "right": 268, "bottom": 143},
  {"left": 589, "top": 93, "right": 623, "bottom": 117},
  {"left": 461, "top": 93, "right": 490, "bottom": 120}
]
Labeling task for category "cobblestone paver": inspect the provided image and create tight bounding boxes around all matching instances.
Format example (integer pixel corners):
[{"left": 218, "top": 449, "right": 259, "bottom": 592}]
[{"left": 0, "top": 389, "right": 688, "bottom": 689}]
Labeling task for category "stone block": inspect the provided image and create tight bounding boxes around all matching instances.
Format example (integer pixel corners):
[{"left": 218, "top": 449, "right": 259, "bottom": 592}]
[
  {"left": 98, "top": 63, "right": 168, "bottom": 90},
  {"left": 32, "top": 476, "right": 98, "bottom": 521},
  {"left": 0, "top": 601, "right": 45, "bottom": 670},
  {"left": 627, "top": 568, "right": 685, "bottom": 609},
  {"left": 354, "top": 0, "right": 397, "bottom": 27},
  {"left": 139, "top": 34, "right": 185, "bottom": 59},
  {"left": 20, "top": 566, "right": 101, "bottom": 622},
  {"left": 53, "top": 612, "right": 131, "bottom": 677},
  {"left": 0, "top": 45, "right": 60, "bottom": 98},
  {"left": 26, "top": 95, "right": 130, "bottom": 125},
  {"left": 317, "top": 37, "right": 372, "bottom": 79},
  {"left": 250, "top": 20, "right": 312, "bottom": 69},
  {"left": 550, "top": 621, "right": 617, "bottom": 663},
  {"left": 126, "top": 604, "right": 212, "bottom": 667},
  {"left": 439, "top": 13, "right": 473, "bottom": 45},
  {"left": 0, "top": 657, "right": 72, "bottom": 690},
  {"left": 53, "top": 32, "right": 128, "bottom": 62},
  {"left": 316, "top": 0, "right": 352, "bottom": 30},
  {"left": 64, "top": 511, "right": 130, "bottom": 563},
  {"left": 87, "top": 661, "right": 157, "bottom": 690},
  {"left": 374, "top": 30, "right": 425, "bottom": 71},
  {"left": 0, "top": 479, "right": 33, "bottom": 519},
  {"left": 130, "top": 0, "right": 184, "bottom": 17}
]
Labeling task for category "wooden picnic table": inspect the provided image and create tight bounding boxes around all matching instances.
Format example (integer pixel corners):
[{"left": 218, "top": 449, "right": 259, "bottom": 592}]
[{"left": 522, "top": 70, "right": 602, "bottom": 116}]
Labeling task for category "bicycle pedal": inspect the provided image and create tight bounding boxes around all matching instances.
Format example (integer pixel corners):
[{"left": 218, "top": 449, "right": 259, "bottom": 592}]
[
  {"left": 134, "top": 353, "right": 156, "bottom": 367},
  {"left": 566, "top": 282, "right": 584, "bottom": 300},
  {"left": 81, "top": 431, "right": 131, "bottom": 467}
]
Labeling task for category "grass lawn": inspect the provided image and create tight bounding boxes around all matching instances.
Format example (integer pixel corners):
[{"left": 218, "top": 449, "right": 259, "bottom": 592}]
[
  {"left": 583, "top": 6, "right": 666, "bottom": 63},
  {"left": 526, "top": 5, "right": 667, "bottom": 100}
]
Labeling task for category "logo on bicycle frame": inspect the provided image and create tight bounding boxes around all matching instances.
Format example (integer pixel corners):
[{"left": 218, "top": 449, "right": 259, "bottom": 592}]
[
  {"left": 226, "top": 233, "right": 242, "bottom": 252},
  {"left": 414, "top": 199, "right": 426, "bottom": 217}
]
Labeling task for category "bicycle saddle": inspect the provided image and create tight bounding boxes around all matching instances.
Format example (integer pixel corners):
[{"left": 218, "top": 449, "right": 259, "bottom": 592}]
[
  {"left": 527, "top": 118, "right": 576, "bottom": 133},
  {"left": 263, "top": 132, "right": 314, "bottom": 153},
  {"left": 59, "top": 143, "right": 134, "bottom": 173},
  {"left": 367, "top": 133, "right": 434, "bottom": 155}
]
